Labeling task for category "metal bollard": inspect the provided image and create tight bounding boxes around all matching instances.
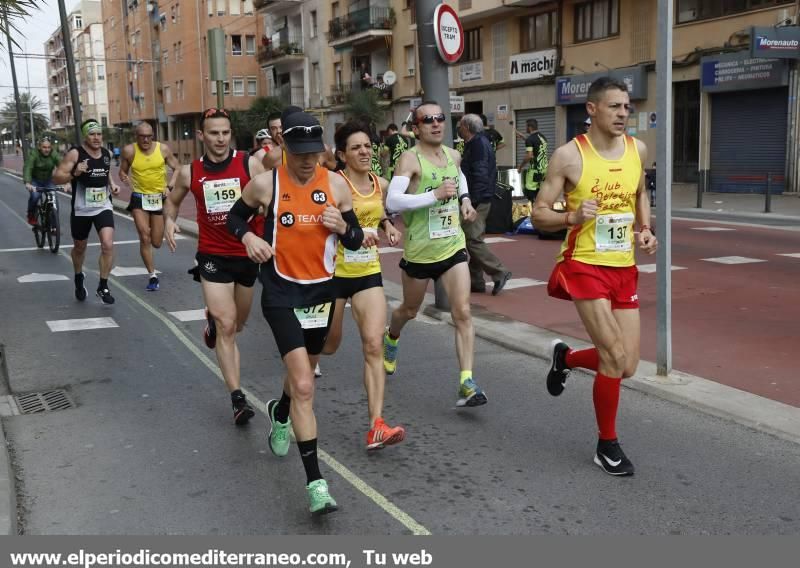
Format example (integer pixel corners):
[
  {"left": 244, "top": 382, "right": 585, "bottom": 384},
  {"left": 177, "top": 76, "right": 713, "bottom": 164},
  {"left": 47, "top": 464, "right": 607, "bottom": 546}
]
[
  {"left": 433, "top": 279, "right": 450, "bottom": 311},
  {"left": 696, "top": 170, "right": 705, "bottom": 209},
  {"left": 765, "top": 173, "right": 772, "bottom": 214}
]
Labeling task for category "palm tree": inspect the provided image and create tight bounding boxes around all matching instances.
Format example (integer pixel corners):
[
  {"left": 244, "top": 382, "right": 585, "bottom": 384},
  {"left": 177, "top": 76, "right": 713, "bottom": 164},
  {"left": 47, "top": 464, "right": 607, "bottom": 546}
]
[
  {"left": 344, "top": 88, "right": 387, "bottom": 128},
  {"left": 0, "top": 92, "right": 49, "bottom": 145},
  {"left": 0, "top": 1, "right": 40, "bottom": 48}
]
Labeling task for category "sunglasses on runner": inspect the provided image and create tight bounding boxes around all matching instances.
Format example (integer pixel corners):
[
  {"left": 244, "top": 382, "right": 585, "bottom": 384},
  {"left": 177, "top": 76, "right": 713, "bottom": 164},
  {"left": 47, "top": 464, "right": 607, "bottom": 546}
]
[
  {"left": 203, "top": 107, "right": 230, "bottom": 118},
  {"left": 417, "top": 113, "right": 446, "bottom": 125},
  {"left": 282, "top": 125, "right": 324, "bottom": 137}
]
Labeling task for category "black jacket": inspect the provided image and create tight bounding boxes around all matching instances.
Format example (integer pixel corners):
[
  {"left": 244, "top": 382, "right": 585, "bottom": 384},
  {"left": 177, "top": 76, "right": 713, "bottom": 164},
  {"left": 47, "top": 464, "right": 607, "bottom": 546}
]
[{"left": 461, "top": 133, "right": 496, "bottom": 205}]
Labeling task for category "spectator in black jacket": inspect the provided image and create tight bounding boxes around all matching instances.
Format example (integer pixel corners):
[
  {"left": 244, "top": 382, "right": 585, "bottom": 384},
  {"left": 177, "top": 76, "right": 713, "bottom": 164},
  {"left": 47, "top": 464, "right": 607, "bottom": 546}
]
[{"left": 458, "top": 114, "right": 512, "bottom": 295}]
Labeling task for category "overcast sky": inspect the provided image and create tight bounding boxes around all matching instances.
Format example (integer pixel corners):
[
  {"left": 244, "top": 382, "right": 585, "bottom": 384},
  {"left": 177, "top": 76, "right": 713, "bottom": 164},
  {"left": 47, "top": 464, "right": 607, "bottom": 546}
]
[{"left": 0, "top": 0, "right": 80, "bottom": 114}]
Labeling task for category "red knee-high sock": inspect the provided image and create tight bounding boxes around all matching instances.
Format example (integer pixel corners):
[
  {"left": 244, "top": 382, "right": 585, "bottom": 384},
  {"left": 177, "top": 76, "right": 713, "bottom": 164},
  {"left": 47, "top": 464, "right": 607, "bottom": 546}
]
[
  {"left": 593, "top": 372, "right": 622, "bottom": 441},
  {"left": 565, "top": 347, "right": 599, "bottom": 371}
]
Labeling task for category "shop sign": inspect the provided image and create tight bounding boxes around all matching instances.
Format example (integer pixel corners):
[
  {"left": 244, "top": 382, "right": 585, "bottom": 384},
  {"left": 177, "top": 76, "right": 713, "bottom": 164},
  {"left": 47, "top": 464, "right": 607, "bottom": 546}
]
[
  {"left": 701, "top": 51, "right": 788, "bottom": 93},
  {"left": 751, "top": 26, "right": 800, "bottom": 60},
  {"left": 555, "top": 65, "right": 647, "bottom": 105},
  {"left": 509, "top": 49, "right": 557, "bottom": 81}
]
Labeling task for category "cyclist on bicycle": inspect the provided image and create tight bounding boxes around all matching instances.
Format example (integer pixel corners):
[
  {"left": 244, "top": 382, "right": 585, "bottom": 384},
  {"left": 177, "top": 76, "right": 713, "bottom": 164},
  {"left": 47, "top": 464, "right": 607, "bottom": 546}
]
[{"left": 23, "top": 138, "right": 60, "bottom": 225}]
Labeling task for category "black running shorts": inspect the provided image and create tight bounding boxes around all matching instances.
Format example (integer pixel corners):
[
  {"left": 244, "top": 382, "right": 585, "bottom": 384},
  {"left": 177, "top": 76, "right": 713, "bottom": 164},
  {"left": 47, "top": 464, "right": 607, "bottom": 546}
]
[
  {"left": 334, "top": 273, "right": 383, "bottom": 300},
  {"left": 196, "top": 252, "right": 258, "bottom": 287},
  {"left": 70, "top": 209, "right": 115, "bottom": 241},
  {"left": 126, "top": 193, "right": 164, "bottom": 215},
  {"left": 262, "top": 303, "right": 336, "bottom": 358},
  {"left": 399, "top": 248, "right": 468, "bottom": 281}
]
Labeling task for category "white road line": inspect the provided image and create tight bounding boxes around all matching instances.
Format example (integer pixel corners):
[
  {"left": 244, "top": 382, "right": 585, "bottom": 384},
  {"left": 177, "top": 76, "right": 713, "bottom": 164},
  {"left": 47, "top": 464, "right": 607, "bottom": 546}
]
[
  {"left": 378, "top": 246, "right": 403, "bottom": 254},
  {"left": 777, "top": 253, "right": 800, "bottom": 258},
  {"left": 47, "top": 317, "right": 119, "bottom": 332},
  {"left": 701, "top": 256, "right": 767, "bottom": 265},
  {"left": 691, "top": 227, "right": 736, "bottom": 232},
  {"left": 17, "top": 273, "right": 70, "bottom": 283},
  {"left": 484, "top": 277, "right": 546, "bottom": 290},
  {"left": 637, "top": 264, "right": 687, "bottom": 274},
  {"left": 0, "top": 239, "right": 142, "bottom": 253},
  {"left": 169, "top": 309, "right": 207, "bottom": 322},
  {"left": 484, "top": 236, "right": 515, "bottom": 243},
  {"left": 110, "top": 266, "right": 162, "bottom": 277}
]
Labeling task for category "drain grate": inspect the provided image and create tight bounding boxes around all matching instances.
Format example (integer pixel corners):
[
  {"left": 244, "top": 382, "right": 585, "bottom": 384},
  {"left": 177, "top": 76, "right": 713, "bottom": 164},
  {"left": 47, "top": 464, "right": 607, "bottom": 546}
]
[{"left": 13, "top": 390, "right": 75, "bottom": 414}]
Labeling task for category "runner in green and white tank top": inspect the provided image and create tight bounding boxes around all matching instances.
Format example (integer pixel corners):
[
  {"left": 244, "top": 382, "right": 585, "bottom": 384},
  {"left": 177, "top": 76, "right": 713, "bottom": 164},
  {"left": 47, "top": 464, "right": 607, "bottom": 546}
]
[{"left": 401, "top": 147, "right": 466, "bottom": 264}]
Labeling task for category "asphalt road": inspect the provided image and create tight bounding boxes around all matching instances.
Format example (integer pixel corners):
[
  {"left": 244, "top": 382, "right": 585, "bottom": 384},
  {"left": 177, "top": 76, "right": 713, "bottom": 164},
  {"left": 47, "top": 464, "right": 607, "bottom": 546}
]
[{"left": 0, "top": 172, "right": 799, "bottom": 535}]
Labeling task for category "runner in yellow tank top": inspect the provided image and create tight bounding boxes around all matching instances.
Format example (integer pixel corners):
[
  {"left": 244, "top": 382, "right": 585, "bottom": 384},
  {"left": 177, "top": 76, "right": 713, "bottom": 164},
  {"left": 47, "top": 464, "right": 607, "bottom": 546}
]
[
  {"left": 320, "top": 121, "right": 406, "bottom": 451},
  {"left": 119, "top": 123, "right": 182, "bottom": 290},
  {"left": 384, "top": 100, "right": 490, "bottom": 409},
  {"left": 532, "top": 78, "right": 658, "bottom": 477}
]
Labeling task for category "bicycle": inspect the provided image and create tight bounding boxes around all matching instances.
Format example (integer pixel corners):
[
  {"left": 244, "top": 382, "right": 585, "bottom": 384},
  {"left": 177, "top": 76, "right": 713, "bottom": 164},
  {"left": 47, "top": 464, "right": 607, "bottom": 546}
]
[{"left": 32, "top": 186, "right": 60, "bottom": 253}]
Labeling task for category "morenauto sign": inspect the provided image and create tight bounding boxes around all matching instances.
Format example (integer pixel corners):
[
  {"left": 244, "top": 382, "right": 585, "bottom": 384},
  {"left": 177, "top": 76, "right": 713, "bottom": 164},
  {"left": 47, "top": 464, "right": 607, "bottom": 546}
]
[
  {"left": 555, "top": 65, "right": 648, "bottom": 105},
  {"left": 751, "top": 26, "right": 800, "bottom": 59}
]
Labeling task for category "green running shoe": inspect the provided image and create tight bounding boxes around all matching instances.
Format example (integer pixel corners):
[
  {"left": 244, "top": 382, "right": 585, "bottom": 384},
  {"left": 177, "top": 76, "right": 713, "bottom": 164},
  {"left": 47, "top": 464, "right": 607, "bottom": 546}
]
[
  {"left": 307, "top": 479, "right": 338, "bottom": 515},
  {"left": 383, "top": 330, "right": 399, "bottom": 375},
  {"left": 457, "top": 377, "right": 488, "bottom": 407},
  {"left": 267, "top": 399, "right": 292, "bottom": 457}
]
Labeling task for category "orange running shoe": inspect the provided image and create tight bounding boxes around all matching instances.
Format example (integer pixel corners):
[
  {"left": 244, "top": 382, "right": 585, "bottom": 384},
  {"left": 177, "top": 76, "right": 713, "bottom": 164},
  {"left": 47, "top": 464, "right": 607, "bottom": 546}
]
[{"left": 366, "top": 418, "right": 405, "bottom": 451}]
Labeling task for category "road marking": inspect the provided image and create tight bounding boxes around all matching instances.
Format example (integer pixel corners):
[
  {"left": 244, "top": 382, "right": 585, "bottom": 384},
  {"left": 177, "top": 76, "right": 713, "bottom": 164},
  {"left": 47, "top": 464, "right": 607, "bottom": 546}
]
[
  {"left": 637, "top": 264, "right": 687, "bottom": 274},
  {"left": 169, "top": 309, "right": 207, "bottom": 322},
  {"left": 378, "top": 246, "right": 403, "bottom": 254},
  {"left": 777, "top": 253, "right": 800, "bottom": 258},
  {"left": 691, "top": 227, "right": 736, "bottom": 232},
  {"left": 111, "top": 266, "right": 162, "bottom": 277},
  {"left": 701, "top": 256, "right": 767, "bottom": 265},
  {"left": 47, "top": 317, "right": 119, "bottom": 332},
  {"left": 109, "top": 277, "right": 431, "bottom": 535},
  {"left": 17, "top": 273, "right": 70, "bottom": 283},
  {"left": 484, "top": 236, "right": 515, "bottom": 243},
  {"left": 484, "top": 277, "right": 546, "bottom": 290},
  {"left": 0, "top": 240, "right": 142, "bottom": 253}
]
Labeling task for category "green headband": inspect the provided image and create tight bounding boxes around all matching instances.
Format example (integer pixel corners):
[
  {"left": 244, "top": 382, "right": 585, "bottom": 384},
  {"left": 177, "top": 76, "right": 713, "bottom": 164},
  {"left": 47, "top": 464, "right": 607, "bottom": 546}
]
[{"left": 82, "top": 121, "right": 102, "bottom": 137}]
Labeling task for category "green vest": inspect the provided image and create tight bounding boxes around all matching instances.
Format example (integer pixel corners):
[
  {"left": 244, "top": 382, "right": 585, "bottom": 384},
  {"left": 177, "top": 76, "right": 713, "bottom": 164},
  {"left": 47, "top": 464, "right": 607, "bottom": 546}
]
[{"left": 401, "top": 147, "right": 465, "bottom": 264}]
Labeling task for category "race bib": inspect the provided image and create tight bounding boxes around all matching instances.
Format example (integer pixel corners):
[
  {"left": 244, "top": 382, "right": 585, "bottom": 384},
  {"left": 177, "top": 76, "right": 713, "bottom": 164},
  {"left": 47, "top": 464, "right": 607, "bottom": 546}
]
[
  {"left": 85, "top": 186, "right": 108, "bottom": 208},
  {"left": 203, "top": 178, "right": 241, "bottom": 214},
  {"left": 428, "top": 200, "right": 459, "bottom": 239},
  {"left": 294, "top": 302, "right": 332, "bottom": 330},
  {"left": 344, "top": 246, "right": 378, "bottom": 264},
  {"left": 595, "top": 212, "right": 634, "bottom": 252},
  {"left": 141, "top": 193, "right": 163, "bottom": 212}
]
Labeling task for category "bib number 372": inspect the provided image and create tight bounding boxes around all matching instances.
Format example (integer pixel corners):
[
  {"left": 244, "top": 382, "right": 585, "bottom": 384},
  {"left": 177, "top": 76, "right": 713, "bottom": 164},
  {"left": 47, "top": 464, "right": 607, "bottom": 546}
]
[{"left": 294, "top": 302, "right": 332, "bottom": 330}]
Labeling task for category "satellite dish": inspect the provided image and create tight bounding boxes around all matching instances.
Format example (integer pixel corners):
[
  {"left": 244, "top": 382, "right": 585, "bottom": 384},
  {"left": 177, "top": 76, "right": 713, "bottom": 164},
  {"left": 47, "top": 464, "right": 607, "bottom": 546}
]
[{"left": 383, "top": 70, "right": 397, "bottom": 86}]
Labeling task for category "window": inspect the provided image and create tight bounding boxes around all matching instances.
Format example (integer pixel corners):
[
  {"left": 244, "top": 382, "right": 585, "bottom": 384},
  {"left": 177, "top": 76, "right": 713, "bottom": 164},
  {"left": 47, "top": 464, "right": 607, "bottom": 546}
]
[
  {"left": 232, "top": 34, "right": 242, "bottom": 55},
  {"left": 520, "top": 11, "right": 557, "bottom": 52},
  {"left": 405, "top": 45, "right": 416, "bottom": 76},
  {"left": 74, "top": 15, "right": 83, "bottom": 29},
  {"left": 312, "top": 63, "right": 320, "bottom": 95},
  {"left": 164, "top": 85, "right": 171, "bottom": 103},
  {"left": 410, "top": 0, "right": 416, "bottom": 24},
  {"left": 332, "top": 2, "right": 339, "bottom": 18},
  {"left": 463, "top": 28, "right": 481, "bottom": 62},
  {"left": 233, "top": 77, "right": 244, "bottom": 96},
  {"left": 177, "top": 41, "right": 182, "bottom": 62},
  {"left": 245, "top": 35, "right": 255, "bottom": 55},
  {"left": 335, "top": 62, "right": 342, "bottom": 87},
  {"left": 101, "top": 115, "right": 108, "bottom": 127},
  {"left": 216, "top": 0, "right": 226, "bottom": 16},
  {"left": 97, "top": 64, "right": 105, "bottom": 80},
  {"left": 247, "top": 76, "right": 258, "bottom": 96},
  {"left": 179, "top": 80, "right": 185, "bottom": 100},
  {"left": 86, "top": 66, "right": 93, "bottom": 81},
  {"left": 208, "top": 0, "right": 214, "bottom": 16},
  {"left": 211, "top": 80, "right": 231, "bottom": 95},
  {"left": 244, "top": 0, "right": 254, "bottom": 15},
  {"left": 676, "top": 0, "right": 792, "bottom": 23},
  {"left": 310, "top": 11, "right": 318, "bottom": 37},
  {"left": 459, "top": 0, "right": 471, "bottom": 9},
  {"left": 176, "top": 3, "right": 180, "bottom": 22},
  {"left": 575, "top": 0, "right": 619, "bottom": 42},
  {"left": 110, "top": 16, "right": 115, "bottom": 28},
  {"left": 163, "top": 49, "right": 168, "bottom": 67},
  {"left": 230, "top": 0, "right": 240, "bottom": 15}
]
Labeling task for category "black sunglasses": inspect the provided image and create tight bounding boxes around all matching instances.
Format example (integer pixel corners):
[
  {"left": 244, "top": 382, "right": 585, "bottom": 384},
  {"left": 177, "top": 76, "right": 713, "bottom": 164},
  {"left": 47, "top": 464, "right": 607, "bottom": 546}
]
[
  {"left": 283, "top": 125, "right": 324, "bottom": 137},
  {"left": 417, "top": 114, "right": 446, "bottom": 125}
]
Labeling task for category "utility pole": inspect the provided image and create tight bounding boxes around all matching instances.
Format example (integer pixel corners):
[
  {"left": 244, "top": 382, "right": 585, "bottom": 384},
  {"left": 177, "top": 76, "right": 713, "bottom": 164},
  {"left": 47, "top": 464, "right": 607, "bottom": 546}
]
[
  {"left": 24, "top": 41, "right": 35, "bottom": 147},
  {"left": 58, "top": 0, "right": 83, "bottom": 146},
  {"left": 208, "top": 28, "right": 227, "bottom": 109},
  {"left": 416, "top": 0, "right": 455, "bottom": 310},
  {"left": 3, "top": 5, "right": 29, "bottom": 161}
]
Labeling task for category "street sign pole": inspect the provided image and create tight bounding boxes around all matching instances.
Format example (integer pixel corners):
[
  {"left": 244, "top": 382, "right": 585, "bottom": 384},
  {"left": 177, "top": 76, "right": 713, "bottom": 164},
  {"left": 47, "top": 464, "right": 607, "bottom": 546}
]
[
  {"left": 656, "top": 0, "right": 673, "bottom": 376},
  {"left": 207, "top": 28, "right": 227, "bottom": 109}
]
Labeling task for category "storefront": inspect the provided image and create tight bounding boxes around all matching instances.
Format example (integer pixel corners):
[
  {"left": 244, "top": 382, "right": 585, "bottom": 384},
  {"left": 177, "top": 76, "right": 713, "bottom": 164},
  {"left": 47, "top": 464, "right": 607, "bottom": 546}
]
[{"left": 701, "top": 51, "right": 789, "bottom": 193}]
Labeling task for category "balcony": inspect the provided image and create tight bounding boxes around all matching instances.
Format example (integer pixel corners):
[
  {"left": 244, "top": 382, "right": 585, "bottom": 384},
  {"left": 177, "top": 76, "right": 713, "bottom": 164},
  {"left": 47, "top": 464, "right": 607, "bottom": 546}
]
[
  {"left": 253, "top": 0, "right": 301, "bottom": 12},
  {"left": 274, "top": 83, "right": 304, "bottom": 107},
  {"left": 328, "top": 7, "right": 394, "bottom": 48},
  {"left": 257, "top": 31, "right": 304, "bottom": 66},
  {"left": 328, "top": 83, "right": 351, "bottom": 106}
]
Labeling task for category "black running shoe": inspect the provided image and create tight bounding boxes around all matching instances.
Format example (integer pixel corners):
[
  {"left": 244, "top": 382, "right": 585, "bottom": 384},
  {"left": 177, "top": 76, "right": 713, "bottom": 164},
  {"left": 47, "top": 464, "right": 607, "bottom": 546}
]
[
  {"left": 546, "top": 339, "right": 571, "bottom": 396},
  {"left": 594, "top": 439, "right": 635, "bottom": 476},
  {"left": 74, "top": 272, "right": 87, "bottom": 302},
  {"left": 96, "top": 287, "right": 115, "bottom": 305},
  {"left": 232, "top": 393, "right": 255, "bottom": 426}
]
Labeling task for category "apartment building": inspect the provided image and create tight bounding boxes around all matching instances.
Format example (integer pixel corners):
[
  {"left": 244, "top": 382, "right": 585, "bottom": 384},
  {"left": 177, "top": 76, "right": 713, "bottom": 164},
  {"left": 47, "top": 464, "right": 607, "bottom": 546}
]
[
  {"left": 102, "top": 0, "right": 266, "bottom": 161},
  {"left": 44, "top": 0, "right": 106, "bottom": 137}
]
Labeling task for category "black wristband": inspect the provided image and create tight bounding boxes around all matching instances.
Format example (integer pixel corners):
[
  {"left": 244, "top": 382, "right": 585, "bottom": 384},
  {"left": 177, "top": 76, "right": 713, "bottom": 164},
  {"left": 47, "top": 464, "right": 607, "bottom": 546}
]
[
  {"left": 380, "top": 217, "right": 394, "bottom": 228},
  {"left": 226, "top": 198, "right": 259, "bottom": 242},
  {"left": 339, "top": 209, "right": 364, "bottom": 251},
  {"left": 458, "top": 193, "right": 471, "bottom": 204}
]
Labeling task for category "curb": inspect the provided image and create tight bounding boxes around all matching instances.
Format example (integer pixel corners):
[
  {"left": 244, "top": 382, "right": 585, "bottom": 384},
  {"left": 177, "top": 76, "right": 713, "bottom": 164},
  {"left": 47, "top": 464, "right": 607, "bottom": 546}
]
[{"left": 381, "top": 280, "right": 800, "bottom": 447}]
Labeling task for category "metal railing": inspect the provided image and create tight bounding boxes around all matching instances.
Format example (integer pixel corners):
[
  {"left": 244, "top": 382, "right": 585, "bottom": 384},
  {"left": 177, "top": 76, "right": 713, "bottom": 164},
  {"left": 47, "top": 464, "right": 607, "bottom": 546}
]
[
  {"left": 257, "top": 31, "right": 304, "bottom": 64},
  {"left": 696, "top": 170, "right": 785, "bottom": 213},
  {"left": 327, "top": 7, "right": 393, "bottom": 42}
]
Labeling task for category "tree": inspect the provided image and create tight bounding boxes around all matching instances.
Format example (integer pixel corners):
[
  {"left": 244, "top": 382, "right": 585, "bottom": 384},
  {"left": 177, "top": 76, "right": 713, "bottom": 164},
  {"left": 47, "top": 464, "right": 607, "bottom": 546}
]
[
  {"left": 0, "top": 92, "right": 49, "bottom": 145},
  {"left": 247, "top": 96, "right": 284, "bottom": 129},
  {"left": 343, "top": 88, "right": 387, "bottom": 129},
  {"left": 0, "top": 1, "right": 40, "bottom": 49}
]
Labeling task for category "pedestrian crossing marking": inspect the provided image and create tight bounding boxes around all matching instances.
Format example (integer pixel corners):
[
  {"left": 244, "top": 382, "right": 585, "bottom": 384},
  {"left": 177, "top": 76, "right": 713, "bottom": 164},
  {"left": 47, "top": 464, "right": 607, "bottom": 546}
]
[
  {"left": 636, "top": 264, "right": 687, "bottom": 274},
  {"left": 168, "top": 309, "right": 207, "bottom": 322},
  {"left": 110, "top": 266, "right": 163, "bottom": 277},
  {"left": 701, "top": 256, "right": 767, "bottom": 265},
  {"left": 47, "top": 317, "right": 119, "bottom": 332},
  {"left": 692, "top": 227, "right": 736, "bottom": 232},
  {"left": 484, "top": 277, "right": 546, "bottom": 290},
  {"left": 17, "top": 273, "right": 70, "bottom": 283},
  {"left": 484, "top": 237, "right": 515, "bottom": 243},
  {"left": 777, "top": 253, "right": 800, "bottom": 258}
]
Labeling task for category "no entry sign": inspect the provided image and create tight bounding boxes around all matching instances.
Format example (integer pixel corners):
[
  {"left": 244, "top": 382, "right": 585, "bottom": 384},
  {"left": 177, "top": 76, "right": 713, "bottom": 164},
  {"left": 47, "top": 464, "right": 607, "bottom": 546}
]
[{"left": 434, "top": 3, "right": 464, "bottom": 64}]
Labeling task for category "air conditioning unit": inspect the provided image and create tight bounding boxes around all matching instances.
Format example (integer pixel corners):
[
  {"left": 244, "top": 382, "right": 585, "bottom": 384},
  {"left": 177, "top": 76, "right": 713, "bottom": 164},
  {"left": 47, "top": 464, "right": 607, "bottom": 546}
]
[{"left": 678, "top": 9, "right": 696, "bottom": 22}]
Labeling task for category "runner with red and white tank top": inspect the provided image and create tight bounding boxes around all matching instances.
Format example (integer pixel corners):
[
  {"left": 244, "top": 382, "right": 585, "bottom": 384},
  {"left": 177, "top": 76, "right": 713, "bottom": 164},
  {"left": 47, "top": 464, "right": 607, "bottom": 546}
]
[{"left": 164, "top": 108, "right": 270, "bottom": 427}]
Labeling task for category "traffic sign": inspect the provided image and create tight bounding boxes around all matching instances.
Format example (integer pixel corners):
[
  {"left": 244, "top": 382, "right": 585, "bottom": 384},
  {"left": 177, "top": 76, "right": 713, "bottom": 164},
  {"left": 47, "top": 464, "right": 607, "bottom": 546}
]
[{"left": 433, "top": 3, "right": 464, "bottom": 64}]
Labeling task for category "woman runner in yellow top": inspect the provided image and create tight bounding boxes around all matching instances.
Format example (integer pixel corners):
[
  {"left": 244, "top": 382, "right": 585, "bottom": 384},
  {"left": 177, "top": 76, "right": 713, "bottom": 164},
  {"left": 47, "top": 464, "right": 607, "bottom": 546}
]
[{"left": 321, "top": 121, "right": 406, "bottom": 451}]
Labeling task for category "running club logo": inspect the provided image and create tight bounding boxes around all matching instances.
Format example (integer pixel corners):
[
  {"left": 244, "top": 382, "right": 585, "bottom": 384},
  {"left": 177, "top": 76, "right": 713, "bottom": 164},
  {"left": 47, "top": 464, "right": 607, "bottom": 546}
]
[
  {"left": 311, "top": 190, "right": 327, "bottom": 205},
  {"left": 279, "top": 212, "right": 295, "bottom": 227},
  {"left": 203, "top": 261, "right": 217, "bottom": 274}
]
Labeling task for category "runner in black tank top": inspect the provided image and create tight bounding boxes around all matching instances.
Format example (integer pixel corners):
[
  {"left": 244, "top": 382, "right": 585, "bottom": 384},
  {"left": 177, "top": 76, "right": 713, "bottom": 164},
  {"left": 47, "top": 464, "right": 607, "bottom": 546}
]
[{"left": 53, "top": 119, "right": 121, "bottom": 304}]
